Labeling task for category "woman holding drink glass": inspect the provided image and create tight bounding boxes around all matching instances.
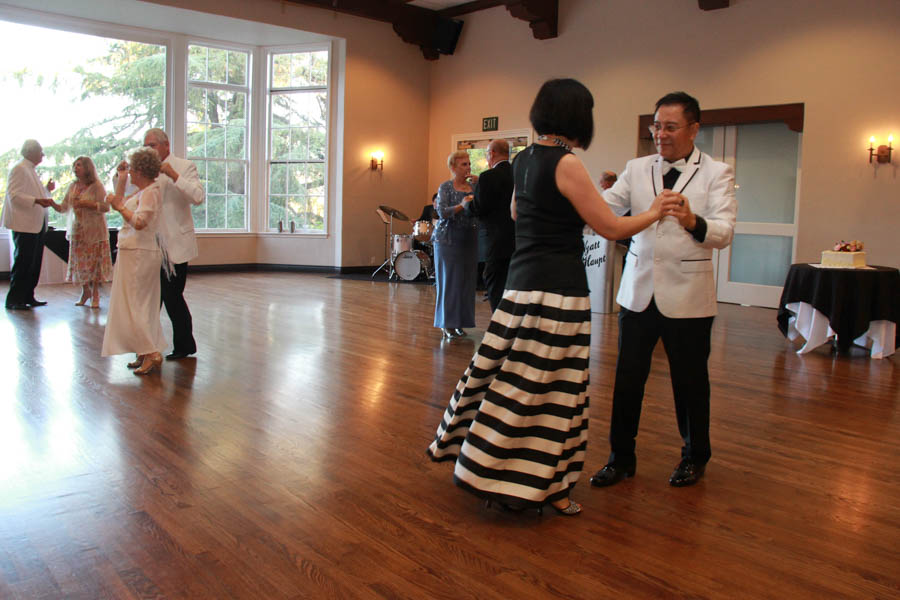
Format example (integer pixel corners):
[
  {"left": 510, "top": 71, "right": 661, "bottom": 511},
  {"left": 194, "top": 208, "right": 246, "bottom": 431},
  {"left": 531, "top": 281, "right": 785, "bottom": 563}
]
[
  {"left": 48, "top": 156, "right": 113, "bottom": 308},
  {"left": 432, "top": 150, "right": 478, "bottom": 339}
]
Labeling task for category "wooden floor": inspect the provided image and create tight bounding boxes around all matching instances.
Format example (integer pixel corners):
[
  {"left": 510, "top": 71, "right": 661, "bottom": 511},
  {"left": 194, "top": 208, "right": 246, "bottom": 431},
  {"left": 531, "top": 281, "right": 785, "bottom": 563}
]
[{"left": 0, "top": 272, "right": 897, "bottom": 599}]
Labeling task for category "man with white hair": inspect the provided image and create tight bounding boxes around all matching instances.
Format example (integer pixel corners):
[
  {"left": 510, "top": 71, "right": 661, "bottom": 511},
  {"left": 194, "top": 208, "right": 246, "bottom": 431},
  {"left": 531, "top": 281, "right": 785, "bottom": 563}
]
[
  {"left": 3, "top": 139, "right": 55, "bottom": 310},
  {"left": 119, "top": 128, "right": 204, "bottom": 358}
]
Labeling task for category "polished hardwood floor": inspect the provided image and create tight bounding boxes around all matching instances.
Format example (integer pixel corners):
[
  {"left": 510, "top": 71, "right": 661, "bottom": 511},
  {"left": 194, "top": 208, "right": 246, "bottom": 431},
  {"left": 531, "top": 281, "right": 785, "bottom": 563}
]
[{"left": 0, "top": 272, "right": 897, "bottom": 599}]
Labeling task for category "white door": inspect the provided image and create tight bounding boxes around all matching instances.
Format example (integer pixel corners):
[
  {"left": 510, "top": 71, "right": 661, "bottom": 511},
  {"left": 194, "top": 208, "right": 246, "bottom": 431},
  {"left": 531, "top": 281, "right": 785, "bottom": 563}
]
[{"left": 694, "top": 122, "right": 801, "bottom": 308}]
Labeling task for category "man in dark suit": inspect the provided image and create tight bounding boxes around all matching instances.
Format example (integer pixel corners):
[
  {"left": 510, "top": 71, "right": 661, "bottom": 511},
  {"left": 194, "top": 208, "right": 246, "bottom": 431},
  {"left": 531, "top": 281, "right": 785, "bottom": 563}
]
[{"left": 466, "top": 139, "right": 515, "bottom": 312}]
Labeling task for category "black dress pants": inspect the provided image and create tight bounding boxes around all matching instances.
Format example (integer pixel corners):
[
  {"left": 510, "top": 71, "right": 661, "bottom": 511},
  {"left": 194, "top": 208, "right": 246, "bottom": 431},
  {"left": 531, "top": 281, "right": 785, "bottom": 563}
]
[
  {"left": 6, "top": 226, "right": 46, "bottom": 307},
  {"left": 608, "top": 297, "right": 714, "bottom": 466},
  {"left": 482, "top": 256, "right": 511, "bottom": 313},
  {"left": 160, "top": 262, "right": 196, "bottom": 354}
]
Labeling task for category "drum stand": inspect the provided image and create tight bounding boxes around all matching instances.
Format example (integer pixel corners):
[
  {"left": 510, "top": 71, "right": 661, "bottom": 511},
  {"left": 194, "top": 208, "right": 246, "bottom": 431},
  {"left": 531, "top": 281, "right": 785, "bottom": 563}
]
[{"left": 372, "top": 209, "right": 396, "bottom": 279}]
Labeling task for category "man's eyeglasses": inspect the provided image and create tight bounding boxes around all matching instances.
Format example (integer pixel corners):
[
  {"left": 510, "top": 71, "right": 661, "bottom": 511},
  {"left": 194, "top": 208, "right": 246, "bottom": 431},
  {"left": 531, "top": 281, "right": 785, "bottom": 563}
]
[{"left": 648, "top": 122, "right": 696, "bottom": 135}]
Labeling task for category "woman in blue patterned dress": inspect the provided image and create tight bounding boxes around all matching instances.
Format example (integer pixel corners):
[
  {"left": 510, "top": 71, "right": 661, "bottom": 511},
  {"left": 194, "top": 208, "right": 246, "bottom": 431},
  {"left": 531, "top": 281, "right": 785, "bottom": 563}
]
[{"left": 431, "top": 151, "right": 478, "bottom": 339}]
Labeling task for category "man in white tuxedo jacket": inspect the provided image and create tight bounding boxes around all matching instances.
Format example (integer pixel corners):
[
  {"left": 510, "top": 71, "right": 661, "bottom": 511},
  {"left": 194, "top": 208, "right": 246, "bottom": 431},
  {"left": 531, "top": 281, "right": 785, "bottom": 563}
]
[
  {"left": 590, "top": 92, "right": 737, "bottom": 488},
  {"left": 3, "top": 140, "right": 55, "bottom": 310},
  {"left": 143, "top": 129, "right": 205, "bottom": 359}
]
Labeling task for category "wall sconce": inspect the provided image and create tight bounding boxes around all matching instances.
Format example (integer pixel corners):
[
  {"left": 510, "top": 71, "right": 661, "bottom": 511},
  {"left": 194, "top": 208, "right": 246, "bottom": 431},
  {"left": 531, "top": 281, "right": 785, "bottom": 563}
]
[
  {"left": 370, "top": 150, "right": 384, "bottom": 171},
  {"left": 868, "top": 135, "right": 893, "bottom": 164}
]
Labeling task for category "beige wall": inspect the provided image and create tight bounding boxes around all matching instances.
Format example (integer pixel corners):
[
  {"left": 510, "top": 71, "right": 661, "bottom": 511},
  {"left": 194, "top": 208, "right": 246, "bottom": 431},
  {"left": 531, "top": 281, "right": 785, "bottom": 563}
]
[{"left": 427, "top": 0, "right": 900, "bottom": 267}]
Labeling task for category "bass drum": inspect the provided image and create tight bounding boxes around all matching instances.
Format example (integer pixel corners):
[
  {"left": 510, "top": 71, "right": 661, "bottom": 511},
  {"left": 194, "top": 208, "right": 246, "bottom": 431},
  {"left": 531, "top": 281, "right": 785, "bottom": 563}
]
[{"left": 394, "top": 250, "right": 432, "bottom": 281}]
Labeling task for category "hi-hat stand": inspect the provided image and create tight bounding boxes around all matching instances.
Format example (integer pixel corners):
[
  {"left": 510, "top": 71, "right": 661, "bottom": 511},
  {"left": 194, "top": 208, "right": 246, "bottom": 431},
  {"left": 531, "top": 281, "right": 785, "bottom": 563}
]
[
  {"left": 372, "top": 209, "right": 395, "bottom": 279},
  {"left": 371, "top": 204, "right": 410, "bottom": 279}
]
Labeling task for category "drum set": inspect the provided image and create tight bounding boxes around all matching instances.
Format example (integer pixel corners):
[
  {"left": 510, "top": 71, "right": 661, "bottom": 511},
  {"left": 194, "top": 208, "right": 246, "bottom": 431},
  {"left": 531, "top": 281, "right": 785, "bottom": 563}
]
[{"left": 372, "top": 205, "right": 435, "bottom": 281}]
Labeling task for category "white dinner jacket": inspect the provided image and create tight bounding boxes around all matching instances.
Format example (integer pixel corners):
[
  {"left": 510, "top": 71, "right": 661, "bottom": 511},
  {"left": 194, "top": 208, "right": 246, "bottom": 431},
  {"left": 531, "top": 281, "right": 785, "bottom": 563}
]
[
  {"left": 1, "top": 158, "right": 50, "bottom": 233},
  {"left": 157, "top": 154, "right": 205, "bottom": 264},
  {"left": 603, "top": 147, "right": 737, "bottom": 318}
]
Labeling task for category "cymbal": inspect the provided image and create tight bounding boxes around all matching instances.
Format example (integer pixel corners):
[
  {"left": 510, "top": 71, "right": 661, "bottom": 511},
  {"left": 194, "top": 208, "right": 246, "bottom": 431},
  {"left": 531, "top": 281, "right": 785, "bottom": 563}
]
[{"left": 378, "top": 205, "right": 410, "bottom": 221}]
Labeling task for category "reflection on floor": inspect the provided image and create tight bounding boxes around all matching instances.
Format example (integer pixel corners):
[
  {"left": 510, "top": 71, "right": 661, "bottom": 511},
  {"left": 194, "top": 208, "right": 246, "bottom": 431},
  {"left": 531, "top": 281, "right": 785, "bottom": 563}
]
[{"left": 0, "top": 273, "right": 897, "bottom": 599}]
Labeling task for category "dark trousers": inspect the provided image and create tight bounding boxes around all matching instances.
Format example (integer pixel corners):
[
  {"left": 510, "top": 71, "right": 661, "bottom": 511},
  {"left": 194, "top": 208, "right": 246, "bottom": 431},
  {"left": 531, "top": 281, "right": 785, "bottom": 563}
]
[
  {"left": 6, "top": 226, "right": 46, "bottom": 307},
  {"left": 483, "top": 256, "right": 511, "bottom": 313},
  {"left": 608, "top": 298, "right": 714, "bottom": 466},
  {"left": 160, "top": 262, "right": 196, "bottom": 354}
]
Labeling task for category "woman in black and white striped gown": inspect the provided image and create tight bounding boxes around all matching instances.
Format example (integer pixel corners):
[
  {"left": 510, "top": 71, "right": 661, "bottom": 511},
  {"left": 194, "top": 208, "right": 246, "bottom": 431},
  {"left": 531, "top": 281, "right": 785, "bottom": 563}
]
[{"left": 427, "top": 79, "right": 672, "bottom": 515}]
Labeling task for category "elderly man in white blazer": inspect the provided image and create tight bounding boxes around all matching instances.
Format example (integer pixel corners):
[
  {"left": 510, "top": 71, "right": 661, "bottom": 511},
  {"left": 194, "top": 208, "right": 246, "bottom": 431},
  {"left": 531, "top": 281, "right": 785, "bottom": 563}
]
[
  {"left": 140, "top": 128, "right": 204, "bottom": 359},
  {"left": 591, "top": 92, "right": 737, "bottom": 489},
  {"left": 3, "top": 139, "right": 56, "bottom": 310}
]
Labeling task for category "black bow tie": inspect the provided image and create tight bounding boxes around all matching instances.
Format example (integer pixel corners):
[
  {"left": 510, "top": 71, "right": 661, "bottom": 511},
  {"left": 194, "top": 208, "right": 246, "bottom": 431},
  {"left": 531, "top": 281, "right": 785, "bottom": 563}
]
[{"left": 662, "top": 166, "right": 680, "bottom": 190}]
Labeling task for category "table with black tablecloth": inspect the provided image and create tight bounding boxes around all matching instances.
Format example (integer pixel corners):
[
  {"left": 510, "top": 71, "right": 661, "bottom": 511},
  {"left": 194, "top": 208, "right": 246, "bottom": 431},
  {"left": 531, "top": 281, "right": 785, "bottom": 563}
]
[
  {"left": 37, "top": 228, "right": 119, "bottom": 285},
  {"left": 44, "top": 228, "right": 119, "bottom": 265},
  {"left": 776, "top": 263, "right": 899, "bottom": 358}
]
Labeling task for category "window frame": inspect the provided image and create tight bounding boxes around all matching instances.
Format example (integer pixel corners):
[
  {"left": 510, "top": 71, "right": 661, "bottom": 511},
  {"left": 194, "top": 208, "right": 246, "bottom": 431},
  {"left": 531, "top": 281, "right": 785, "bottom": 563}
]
[
  {"left": 184, "top": 39, "right": 253, "bottom": 233},
  {"left": 263, "top": 43, "right": 331, "bottom": 235}
]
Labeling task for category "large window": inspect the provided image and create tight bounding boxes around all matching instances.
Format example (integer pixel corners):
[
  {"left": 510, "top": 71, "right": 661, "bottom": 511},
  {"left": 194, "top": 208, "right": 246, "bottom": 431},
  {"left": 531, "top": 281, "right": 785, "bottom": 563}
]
[
  {"left": 267, "top": 48, "right": 329, "bottom": 233},
  {"left": 186, "top": 44, "right": 250, "bottom": 231},
  {"left": 0, "top": 21, "right": 166, "bottom": 229},
  {"left": 1, "top": 13, "right": 336, "bottom": 241}
]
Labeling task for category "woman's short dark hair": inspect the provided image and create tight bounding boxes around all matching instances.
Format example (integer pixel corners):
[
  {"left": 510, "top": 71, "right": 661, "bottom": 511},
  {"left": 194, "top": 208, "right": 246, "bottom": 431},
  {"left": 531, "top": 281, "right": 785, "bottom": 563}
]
[
  {"left": 655, "top": 91, "right": 701, "bottom": 124},
  {"left": 529, "top": 78, "right": 594, "bottom": 150}
]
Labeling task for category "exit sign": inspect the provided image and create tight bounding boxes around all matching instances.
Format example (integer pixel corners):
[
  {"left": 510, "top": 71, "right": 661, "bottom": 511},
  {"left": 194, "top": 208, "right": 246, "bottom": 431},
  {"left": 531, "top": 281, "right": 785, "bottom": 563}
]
[{"left": 482, "top": 116, "right": 498, "bottom": 132}]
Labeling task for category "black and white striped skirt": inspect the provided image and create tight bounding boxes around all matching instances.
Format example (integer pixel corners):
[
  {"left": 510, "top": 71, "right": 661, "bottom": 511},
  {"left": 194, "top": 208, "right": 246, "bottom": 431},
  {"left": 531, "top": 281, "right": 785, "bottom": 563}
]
[{"left": 427, "top": 289, "right": 591, "bottom": 509}]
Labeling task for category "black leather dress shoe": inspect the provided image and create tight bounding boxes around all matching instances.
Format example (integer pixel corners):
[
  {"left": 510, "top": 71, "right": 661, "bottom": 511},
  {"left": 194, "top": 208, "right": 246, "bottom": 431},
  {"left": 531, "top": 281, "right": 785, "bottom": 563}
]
[
  {"left": 590, "top": 463, "right": 636, "bottom": 487},
  {"left": 28, "top": 299, "right": 48, "bottom": 306},
  {"left": 669, "top": 459, "right": 706, "bottom": 487},
  {"left": 165, "top": 350, "right": 196, "bottom": 360},
  {"left": 5, "top": 303, "right": 32, "bottom": 310}
]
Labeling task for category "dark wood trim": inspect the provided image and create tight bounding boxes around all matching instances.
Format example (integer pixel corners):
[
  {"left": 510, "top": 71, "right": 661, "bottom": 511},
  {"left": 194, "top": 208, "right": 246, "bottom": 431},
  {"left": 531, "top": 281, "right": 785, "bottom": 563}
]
[
  {"left": 439, "top": 0, "right": 505, "bottom": 18},
  {"left": 188, "top": 264, "right": 384, "bottom": 275},
  {"left": 189, "top": 263, "right": 341, "bottom": 274},
  {"left": 699, "top": 0, "right": 730, "bottom": 9},
  {"left": 638, "top": 102, "right": 805, "bottom": 141},
  {"left": 280, "top": 0, "right": 462, "bottom": 60},
  {"left": 504, "top": 0, "right": 558, "bottom": 40}
]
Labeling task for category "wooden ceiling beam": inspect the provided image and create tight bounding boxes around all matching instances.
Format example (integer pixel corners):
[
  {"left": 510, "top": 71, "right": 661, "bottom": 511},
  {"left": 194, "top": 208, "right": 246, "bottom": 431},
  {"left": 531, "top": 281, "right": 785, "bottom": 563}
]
[
  {"left": 281, "top": 0, "right": 721, "bottom": 57},
  {"left": 438, "top": 0, "right": 505, "bottom": 19},
  {"left": 698, "top": 0, "right": 730, "bottom": 10},
  {"left": 281, "top": 0, "right": 458, "bottom": 59},
  {"left": 504, "top": 0, "right": 558, "bottom": 40}
]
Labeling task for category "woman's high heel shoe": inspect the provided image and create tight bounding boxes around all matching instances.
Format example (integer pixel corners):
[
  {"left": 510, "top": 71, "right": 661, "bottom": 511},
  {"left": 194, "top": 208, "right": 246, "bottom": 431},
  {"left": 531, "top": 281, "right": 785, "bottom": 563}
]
[
  {"left": 75, "top": 288, "right": 90, "bottom": 306},
  {"left": 455, "top": 328, "right": 466, "bottom": 337},
  {"left": 127, "top": 354, "right": 144, "bottom": 369},
  {"left": 442, "top": 328, "right": 459, "bottom": 339},
  {"left": 134, "top": 353, "right": 162, "bottom": 375},
  {"left": 550, "top": 500, "right": 582, "bottom": 516},
  {"left": 91, "top": 292, "right": 100, "bottom": 309}
]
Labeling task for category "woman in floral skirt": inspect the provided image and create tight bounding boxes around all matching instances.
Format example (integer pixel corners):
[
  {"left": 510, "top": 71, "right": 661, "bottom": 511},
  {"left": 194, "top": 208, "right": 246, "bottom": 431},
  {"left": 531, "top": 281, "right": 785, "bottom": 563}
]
[{"left": 50, "top": 156, "right": 113, "bottom": 308}]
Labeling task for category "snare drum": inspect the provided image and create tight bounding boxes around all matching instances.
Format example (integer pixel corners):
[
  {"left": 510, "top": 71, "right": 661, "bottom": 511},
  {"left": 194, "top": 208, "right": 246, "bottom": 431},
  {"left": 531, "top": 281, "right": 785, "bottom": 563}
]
[
  {"left": 394, "top": 250, "right": 432, "bottom": 281},
  {"left": 412, "top": 220, "right": 434, "bottom": 242},
  {"left": 391, "top": 234, "right": 414, "bottom": 256}
]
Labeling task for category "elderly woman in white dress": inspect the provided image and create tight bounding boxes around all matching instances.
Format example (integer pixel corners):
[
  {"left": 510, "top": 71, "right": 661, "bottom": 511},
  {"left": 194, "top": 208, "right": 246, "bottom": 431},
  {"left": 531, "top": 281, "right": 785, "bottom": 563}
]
[{"left": 101, "top": 148, "right": 167, "bottom": 375}]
